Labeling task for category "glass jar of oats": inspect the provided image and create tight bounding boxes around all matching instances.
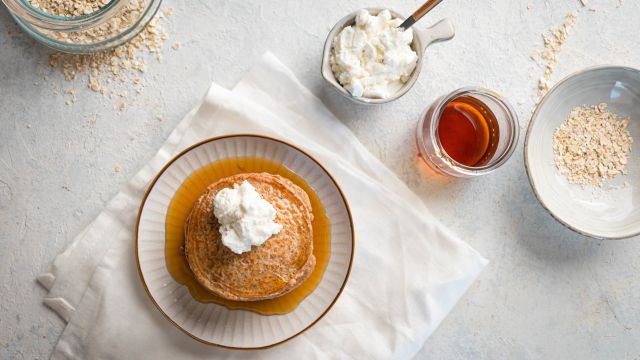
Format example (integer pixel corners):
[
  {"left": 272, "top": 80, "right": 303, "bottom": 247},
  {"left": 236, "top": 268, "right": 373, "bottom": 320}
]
[{"left": 1, "top": 0, "right": 162, "bottom": 53}]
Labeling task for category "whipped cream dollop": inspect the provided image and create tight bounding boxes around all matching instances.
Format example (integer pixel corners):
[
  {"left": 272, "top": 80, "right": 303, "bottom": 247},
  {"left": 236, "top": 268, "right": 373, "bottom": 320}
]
[
  {"left": 330, "top": 9, "right": 418, "bottom": 99},
  {"left": 213, "top": 180, "right": 282, "bottom": 255}
]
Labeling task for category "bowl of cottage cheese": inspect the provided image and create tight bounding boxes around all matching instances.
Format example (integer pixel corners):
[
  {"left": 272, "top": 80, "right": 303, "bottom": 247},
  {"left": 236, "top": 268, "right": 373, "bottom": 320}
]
[{"left": 321, "top": 8, "right": 454, "bottom": 104}]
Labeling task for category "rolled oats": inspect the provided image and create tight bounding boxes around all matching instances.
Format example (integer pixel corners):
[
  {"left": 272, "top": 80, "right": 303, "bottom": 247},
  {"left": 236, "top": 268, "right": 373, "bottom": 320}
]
[
  {"left": 47, "top": 10, "right": 171, "bottom": 109},
  {"left": 553, "top": 103, "right": 633, "bottom": 187},
  {"left": 40, "top": 0, "right": 150, "bottom": 45},
  {"left": 533, "top": 12, "right": 577, "bottom": 101},
  {"left": 27, "top": 0, "right": 111, "bottom": 17}
]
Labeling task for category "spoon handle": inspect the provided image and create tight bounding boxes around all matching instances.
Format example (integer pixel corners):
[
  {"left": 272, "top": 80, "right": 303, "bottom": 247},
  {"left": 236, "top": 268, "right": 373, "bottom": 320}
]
[{"left": 399, "top": 0, "right": 445, "bottom": 29}]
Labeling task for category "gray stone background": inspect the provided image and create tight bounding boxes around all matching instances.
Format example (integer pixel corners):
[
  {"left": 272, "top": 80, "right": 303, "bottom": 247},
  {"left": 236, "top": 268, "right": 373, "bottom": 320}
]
[{"left": 1, "top": 0, "right": 639, "bottom": 358}]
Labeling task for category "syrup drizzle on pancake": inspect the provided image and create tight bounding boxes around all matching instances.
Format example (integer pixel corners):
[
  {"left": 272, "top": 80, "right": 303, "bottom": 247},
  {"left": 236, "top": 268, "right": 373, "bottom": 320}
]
[{"left": 165, "top": 157, "right": 331, "bottom": 315}]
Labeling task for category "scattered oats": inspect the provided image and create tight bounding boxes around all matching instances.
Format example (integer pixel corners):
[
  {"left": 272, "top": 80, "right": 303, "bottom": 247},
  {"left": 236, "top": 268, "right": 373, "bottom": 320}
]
[
  {"left": 171, "top": 42, "right": 181, "bottom": 50},
  {"left": 45, "top": 51, "right": 57, "bottom": 63},
  {"left": 162, "top": 7, "right": 174, "bottom": 16},
  {"left": 530, "top": 49, "right": 540, "bottom": 60},
  {"left": 527, "top": 4, "right": 533, "bottom": 10},
  {"left": 155, "top": 115, "right": 164, "bottom": 122},
  {"left": 118, "top": 102, "right": 127, "bottom": 111},
  {"left": 579, "top": 0, "right": 588, "bottom": 6},
  {"left": 532, "top": 12, "right": 577, "bottom": 103},
  {"left": 44, "top": 7, "right": 171, "bottom": 108},
  {"left": 114, "top": 164, "right": 123, "bottom": 173},
  {"left": 132, "top": 61, "right": 146, "bottom": 72},
  {"left": 82, "top": 116, "right": 97, "bottom": 128},
  {"left": 589, "top": 5, "right": 598, "bottom": 12},
  {"left": 88, "top": 74, "right": 102, "bottom": 92},
  {"left": 553, "top": 103, "right": 633, "bottom": 187},
  {"left": 126, "top": 44, "right": 136, "bottom": 59},
  {"left": 26, "top": 124, "right": 32, "bottom": 128},
  {"left": 63, "top": 87, "right": 78, "bottom": 104}
]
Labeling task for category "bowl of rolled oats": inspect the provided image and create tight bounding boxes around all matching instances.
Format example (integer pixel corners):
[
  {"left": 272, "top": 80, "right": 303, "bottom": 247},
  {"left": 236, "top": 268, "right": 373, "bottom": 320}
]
[
  {"left": 525, "top": 66, "right": 640, "bottom": 239},
  {"left": 2, "top": 0, "right": 162, "bottom": 53}
]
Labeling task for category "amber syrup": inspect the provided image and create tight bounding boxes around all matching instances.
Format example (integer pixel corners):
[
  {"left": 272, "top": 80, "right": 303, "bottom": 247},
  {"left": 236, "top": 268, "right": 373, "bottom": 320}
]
[
  {"left": 437, "top": 96, "right": 500, "bottom": 167},
  {"left": 165, "top": 157, "right": 331, "bottom": 315}
]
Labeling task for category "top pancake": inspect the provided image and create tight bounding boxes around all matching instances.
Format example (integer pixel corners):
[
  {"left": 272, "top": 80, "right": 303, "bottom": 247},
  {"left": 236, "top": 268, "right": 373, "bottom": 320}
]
[{"left": 185, "top": 173, "right": 315, "bottom": 301}]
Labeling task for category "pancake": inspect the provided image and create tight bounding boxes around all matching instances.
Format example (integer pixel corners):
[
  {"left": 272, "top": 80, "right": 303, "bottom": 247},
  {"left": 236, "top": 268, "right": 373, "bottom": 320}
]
[{"left": 185, "top": 172, "right": 315, "bottom": 301}]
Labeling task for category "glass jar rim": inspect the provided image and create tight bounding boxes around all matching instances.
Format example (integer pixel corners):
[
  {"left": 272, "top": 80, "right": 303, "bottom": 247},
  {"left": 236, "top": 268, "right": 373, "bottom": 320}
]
[
  {"left": 428, "top": 86, "right": 520, "bottom": 175},
  {"left": 4, "top": 0, "right": 126, "bottom": 30},
  {"left": 6, "top": 0, "right": 162, "bottom": 54}
]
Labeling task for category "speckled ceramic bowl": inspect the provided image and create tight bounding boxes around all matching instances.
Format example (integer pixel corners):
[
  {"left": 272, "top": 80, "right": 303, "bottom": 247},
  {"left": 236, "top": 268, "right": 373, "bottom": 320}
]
[
  {"left": 525, "top": 66, "right": 640, "bottom": 239},
  {"left": 321, "top": 8, "right": 454, "bottom": 105}
]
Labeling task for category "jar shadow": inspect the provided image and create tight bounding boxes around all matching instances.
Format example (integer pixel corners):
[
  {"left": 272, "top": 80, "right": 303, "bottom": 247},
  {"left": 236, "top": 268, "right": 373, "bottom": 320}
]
[{"left": 414, "top": 152, "right": 456, "bottom": 185}]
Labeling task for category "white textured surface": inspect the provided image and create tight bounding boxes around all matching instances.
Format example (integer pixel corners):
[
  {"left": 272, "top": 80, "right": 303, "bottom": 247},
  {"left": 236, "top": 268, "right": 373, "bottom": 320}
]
[{"left": 1, "top": 0, "right": 639, "bottom": 358}]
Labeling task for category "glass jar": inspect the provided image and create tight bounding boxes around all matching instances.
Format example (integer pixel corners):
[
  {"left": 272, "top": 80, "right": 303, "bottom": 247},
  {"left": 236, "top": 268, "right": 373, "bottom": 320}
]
[
  {"left": 416, "top": 87, "right": 520, "bottom": 177},
  {"left": 1, "top": 0, "right": 162, "bottom": 53}
]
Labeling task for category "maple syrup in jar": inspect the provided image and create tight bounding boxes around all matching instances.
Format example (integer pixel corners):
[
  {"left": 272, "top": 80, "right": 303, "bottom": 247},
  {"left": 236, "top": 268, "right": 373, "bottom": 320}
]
[
  {"left": 437, "top": 96, "right": 499, "bottom": 167},
  {"left": 416, "top": 87, "right": 520, "bottom": 177}
]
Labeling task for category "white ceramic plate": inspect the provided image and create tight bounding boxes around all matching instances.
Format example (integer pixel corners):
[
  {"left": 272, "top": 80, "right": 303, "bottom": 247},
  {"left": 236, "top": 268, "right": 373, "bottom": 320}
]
[
  {"left": 525, "top": 66, "right": 640, "bottom": 239},
  {"left": 136, "top": 135, "right": 354, "bottom": 348}
]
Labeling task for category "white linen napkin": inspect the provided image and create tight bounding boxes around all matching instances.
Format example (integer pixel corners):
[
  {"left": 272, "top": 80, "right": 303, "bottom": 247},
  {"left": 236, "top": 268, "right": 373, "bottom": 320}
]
[{"left": 38, "top": 52, "right": 488, "bottom": 359}]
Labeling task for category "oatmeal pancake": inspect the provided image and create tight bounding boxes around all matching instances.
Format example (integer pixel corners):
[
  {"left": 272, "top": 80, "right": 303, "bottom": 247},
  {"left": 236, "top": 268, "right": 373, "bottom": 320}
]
[{"left": 185, "top": 172, "right": 315, "bottom": 301}]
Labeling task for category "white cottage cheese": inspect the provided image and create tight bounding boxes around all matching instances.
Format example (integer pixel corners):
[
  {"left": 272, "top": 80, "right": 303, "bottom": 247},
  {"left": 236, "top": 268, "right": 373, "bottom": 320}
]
[
  {"left": 213, "top": 180, "right": 282, "bottom": 254},
  {"left": 330, "top": 9, "right": 418, "bottom": 99}
]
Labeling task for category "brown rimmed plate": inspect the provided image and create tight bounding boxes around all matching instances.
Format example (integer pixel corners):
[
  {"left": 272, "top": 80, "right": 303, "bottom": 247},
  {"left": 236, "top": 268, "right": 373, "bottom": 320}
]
[{"left": 135, "top": 135, "right": 354, "bottom": 349}]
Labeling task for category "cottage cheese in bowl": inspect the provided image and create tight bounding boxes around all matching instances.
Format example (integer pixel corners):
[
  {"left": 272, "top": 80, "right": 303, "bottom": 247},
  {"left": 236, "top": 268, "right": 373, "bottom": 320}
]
[{"left": 329, "top": 9, "right": 418, "bottom": 99}]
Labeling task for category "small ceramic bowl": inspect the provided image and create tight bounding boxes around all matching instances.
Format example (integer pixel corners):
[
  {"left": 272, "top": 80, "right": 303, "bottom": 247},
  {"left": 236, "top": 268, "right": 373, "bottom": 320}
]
[
  {"left": 321, "top": 8, "right": 454, "bottom": 105},
  {"left": 525, "top": 66, "right": 640, "bottom": 239}
]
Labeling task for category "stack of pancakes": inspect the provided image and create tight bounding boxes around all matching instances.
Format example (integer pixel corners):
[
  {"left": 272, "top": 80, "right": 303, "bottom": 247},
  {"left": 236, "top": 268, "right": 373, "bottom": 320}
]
[{"left": 185, "top": 173, "right": 315, "bottom": 301}]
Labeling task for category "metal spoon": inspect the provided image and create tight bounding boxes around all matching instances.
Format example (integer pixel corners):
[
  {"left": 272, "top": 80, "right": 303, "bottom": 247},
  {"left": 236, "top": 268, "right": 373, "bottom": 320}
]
[{"left": 399, "top": 0, "right": 445, "bottom": 29}]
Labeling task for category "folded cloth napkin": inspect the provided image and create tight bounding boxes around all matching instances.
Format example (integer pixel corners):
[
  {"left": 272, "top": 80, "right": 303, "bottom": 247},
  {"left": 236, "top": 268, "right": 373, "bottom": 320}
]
[{"left": 38, "top": 53, "right": 488, "bottom": 359}]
